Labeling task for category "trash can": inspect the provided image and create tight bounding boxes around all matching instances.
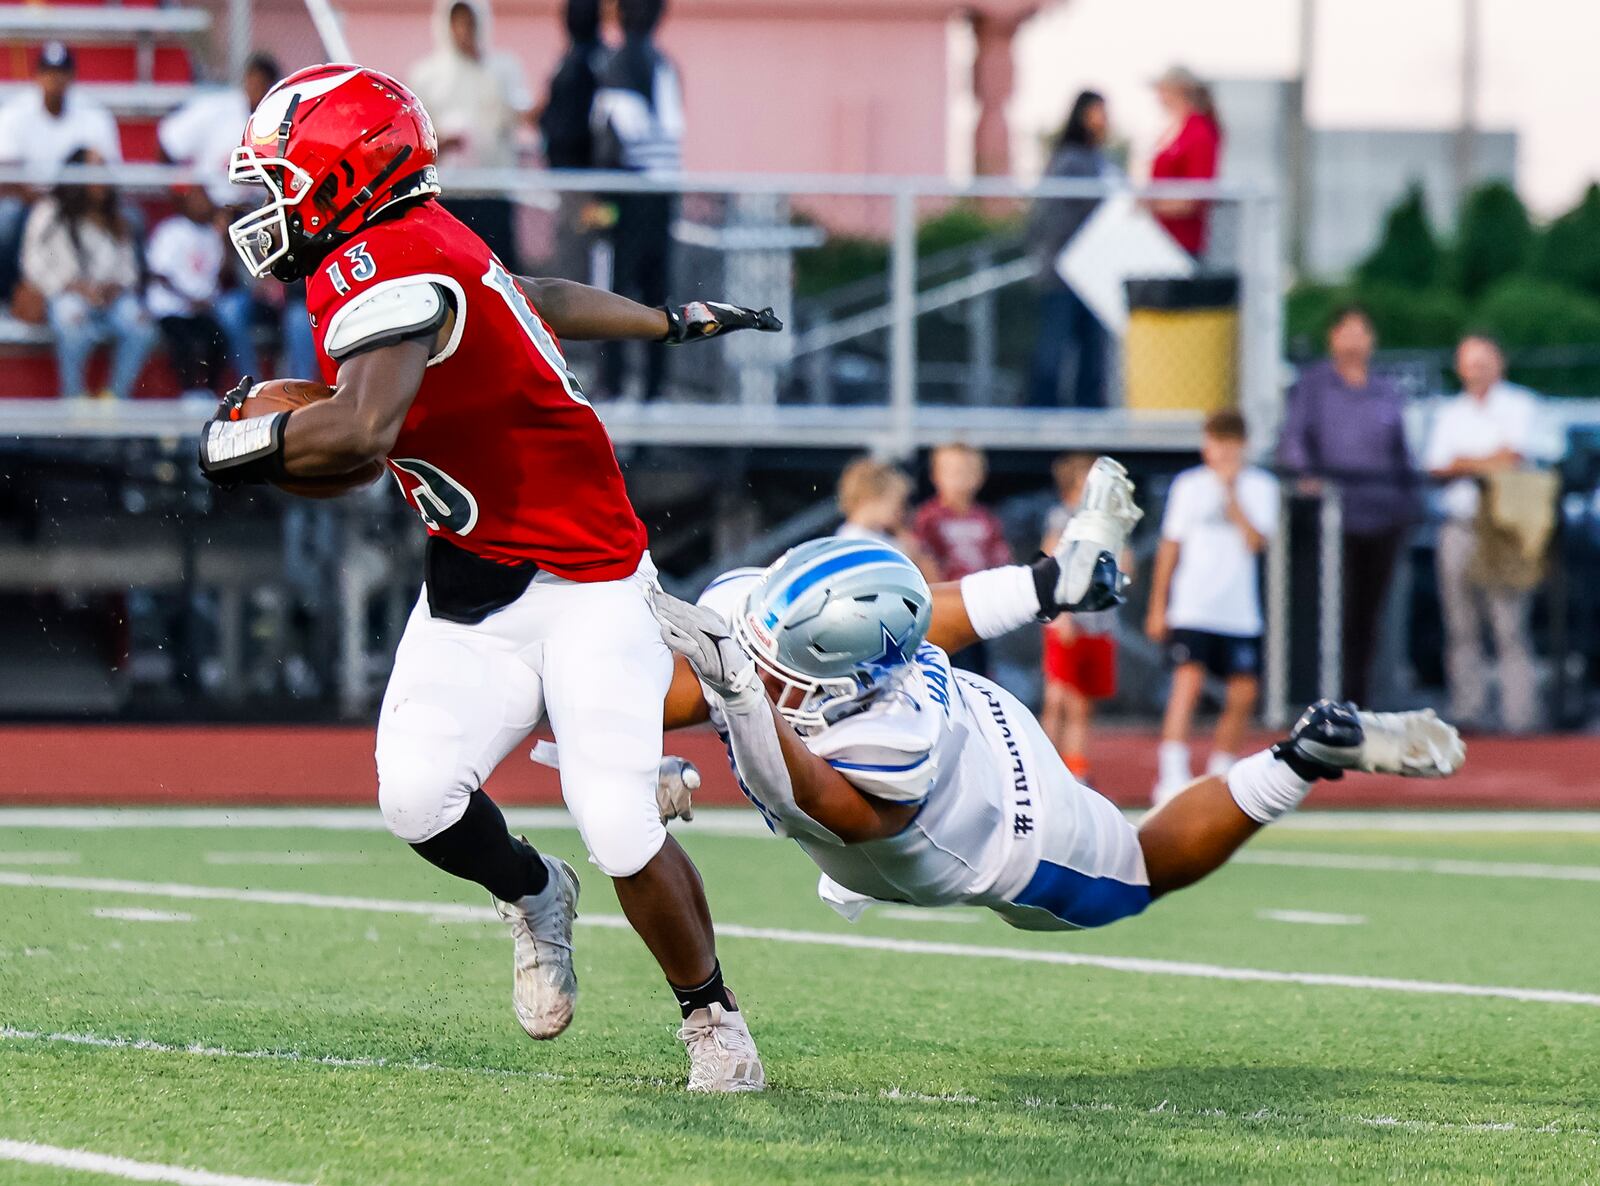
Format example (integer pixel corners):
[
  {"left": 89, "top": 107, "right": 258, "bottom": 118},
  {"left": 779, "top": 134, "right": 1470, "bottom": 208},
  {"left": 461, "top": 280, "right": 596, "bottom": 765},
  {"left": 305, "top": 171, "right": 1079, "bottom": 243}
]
[{"left": 1123, "top": 274, "right": 1239, "bottom": 414}]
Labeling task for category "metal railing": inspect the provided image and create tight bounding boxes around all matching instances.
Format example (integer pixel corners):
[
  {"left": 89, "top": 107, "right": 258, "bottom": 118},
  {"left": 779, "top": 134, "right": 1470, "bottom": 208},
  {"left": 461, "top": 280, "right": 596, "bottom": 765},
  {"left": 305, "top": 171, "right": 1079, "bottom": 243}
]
[{"left": 0, "top": 164, "right": 1281, "bottom": 457}]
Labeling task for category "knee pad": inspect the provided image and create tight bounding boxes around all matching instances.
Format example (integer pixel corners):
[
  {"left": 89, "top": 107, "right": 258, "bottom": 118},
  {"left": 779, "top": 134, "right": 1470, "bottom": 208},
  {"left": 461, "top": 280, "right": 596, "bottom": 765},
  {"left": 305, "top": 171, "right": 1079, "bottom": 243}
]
[
  {"left": 565, "top": 786, "right": 666, "bottom": 878},
  {"left": 375, "top": 701, "right": 475, "bottom": 844}
]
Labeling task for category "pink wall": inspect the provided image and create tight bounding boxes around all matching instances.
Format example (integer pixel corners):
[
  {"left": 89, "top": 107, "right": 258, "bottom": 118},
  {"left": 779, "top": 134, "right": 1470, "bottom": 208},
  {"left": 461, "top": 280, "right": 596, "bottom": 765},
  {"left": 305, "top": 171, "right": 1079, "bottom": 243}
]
[
  {"left": 266, "top": 0, "right": 1037, "bottom": 233},
  {"left": 337, "top": 0, "right": 955, "bottom": 176}
]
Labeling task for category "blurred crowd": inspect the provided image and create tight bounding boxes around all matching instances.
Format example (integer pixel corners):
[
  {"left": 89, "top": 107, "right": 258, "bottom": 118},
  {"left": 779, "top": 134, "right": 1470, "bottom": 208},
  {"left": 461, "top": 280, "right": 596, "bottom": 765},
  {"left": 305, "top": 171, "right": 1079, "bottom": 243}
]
[
  {"left": 834, "top": 312, "right": 1561, "bottom": 799},
  {"left": 0, "top": 46, "right": 312, "bottom": 402},
  {"left": 0, "top": 0, "right": 683, "bottom": 402}
]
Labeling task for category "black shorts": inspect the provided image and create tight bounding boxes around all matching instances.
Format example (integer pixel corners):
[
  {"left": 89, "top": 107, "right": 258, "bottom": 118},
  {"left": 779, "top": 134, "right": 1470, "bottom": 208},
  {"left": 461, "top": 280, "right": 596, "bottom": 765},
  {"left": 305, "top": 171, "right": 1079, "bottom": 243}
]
[{"left": 1167, "top": 629, "right": 1262, "bottom": 680}]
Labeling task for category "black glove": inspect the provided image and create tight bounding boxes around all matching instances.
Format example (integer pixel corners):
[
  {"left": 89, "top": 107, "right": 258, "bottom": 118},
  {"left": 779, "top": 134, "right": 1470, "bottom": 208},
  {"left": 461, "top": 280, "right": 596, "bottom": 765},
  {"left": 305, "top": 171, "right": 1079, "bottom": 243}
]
[
  {"left": 1029, "top": 550, "right": 1125, "bottom": 619},
  {"left": 216, "top": 373, "right": 255, "bottom": 422},
  {"left": 662, "top": 301, "right": 783, "bottom": 344}
]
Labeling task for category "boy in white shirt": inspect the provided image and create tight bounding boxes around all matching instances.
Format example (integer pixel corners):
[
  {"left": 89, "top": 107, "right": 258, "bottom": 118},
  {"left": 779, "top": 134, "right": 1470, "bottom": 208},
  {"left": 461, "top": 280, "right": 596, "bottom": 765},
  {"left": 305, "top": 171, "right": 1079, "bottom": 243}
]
[
  {"left": 1146, "top": 409, "right": 1279, "bottom": 804},
  {"left": 145, "top": 187, "right": 228, "bottom": 399}
]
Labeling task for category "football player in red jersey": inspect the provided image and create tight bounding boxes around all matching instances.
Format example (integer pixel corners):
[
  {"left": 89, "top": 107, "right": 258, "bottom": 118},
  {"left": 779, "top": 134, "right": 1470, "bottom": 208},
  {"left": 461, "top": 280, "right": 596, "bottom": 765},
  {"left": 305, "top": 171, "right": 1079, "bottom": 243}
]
[{"left": 197, "top": 64, "right": 777, "bottom": 1092}]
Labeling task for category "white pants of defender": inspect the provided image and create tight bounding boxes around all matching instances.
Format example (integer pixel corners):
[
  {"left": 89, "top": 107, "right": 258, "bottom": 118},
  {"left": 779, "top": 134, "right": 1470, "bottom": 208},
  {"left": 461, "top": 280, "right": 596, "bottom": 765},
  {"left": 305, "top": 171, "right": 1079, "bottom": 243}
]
[{"left": 375, "top": 554, "right": 673, "bottom": 878}]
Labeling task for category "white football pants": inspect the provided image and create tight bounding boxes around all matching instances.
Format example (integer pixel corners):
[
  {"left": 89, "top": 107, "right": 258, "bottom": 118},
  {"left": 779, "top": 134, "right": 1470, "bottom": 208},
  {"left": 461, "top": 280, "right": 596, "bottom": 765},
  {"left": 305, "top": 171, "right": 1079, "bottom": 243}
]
[{"left": 375, "top": 553, "right": 673, "bottom": 878}]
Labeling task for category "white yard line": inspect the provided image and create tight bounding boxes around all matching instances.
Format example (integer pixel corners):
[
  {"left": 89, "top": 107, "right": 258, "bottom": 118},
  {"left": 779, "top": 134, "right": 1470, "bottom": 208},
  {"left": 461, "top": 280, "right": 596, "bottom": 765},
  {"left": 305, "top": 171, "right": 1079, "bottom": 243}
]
[
  {"left": 3, "top": 806, "right": 1600, "bottom": 834},
  {"left": 203, "top": 852, "right": 367, "bottom": 866},
  {"left": 878, "top": 907, "right": 983, "bottom": 924},
  {"left": 0, "top": 1139, "right": 309, "bottom": 1186},
  {"left": 1256, "top": 909, "right": 1367, "bottom": 926},
  {"left": 2, "top": 1026, "right": 1595, "bottom": 1141},
  {"left": 2, "top": 871, "right": 1596, "bottom": 1008},
  {"left": 1236, "top": 850, "right": 1600, "bottom": 883},
  {"left": 92, "top": 908, "right": 194, "bottom": 923},
  {"left": 0, "top": 851, "right": 80, "bottom": 865}
]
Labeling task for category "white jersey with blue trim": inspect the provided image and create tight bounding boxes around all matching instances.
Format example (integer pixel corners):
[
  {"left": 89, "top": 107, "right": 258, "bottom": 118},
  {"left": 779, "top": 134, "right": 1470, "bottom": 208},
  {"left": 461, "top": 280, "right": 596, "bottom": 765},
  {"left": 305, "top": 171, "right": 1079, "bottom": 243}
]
[
  {"left": 696, "top": 567, "right": 1052, "bottom": 914},
  {"left": 797, "top": 646, "right": 1053, "bottom": 915}
]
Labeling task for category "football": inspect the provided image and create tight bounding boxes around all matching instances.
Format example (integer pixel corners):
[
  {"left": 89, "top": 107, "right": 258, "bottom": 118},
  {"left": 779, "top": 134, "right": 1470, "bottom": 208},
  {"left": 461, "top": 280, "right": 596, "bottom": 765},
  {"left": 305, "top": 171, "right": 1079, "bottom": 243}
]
[{"left": 235, "top": 379, "right": 387, "bottom": 499}]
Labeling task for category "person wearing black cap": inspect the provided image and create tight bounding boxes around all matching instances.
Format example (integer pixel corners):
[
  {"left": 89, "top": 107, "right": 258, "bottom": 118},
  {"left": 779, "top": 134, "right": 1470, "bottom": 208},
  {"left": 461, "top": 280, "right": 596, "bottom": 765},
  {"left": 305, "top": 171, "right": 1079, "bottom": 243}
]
[
  {"left": 0, "top": 41, "right": 121, "bottom": 176},
  {"left": 0, "top": 41, "right": 122, "bottom": 302}
]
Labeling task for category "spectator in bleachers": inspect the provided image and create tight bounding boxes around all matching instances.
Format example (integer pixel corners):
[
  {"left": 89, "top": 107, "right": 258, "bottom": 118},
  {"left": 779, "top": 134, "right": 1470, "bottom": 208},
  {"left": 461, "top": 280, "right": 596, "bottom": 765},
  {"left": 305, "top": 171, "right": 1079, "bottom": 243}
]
[
  {"left": 158, "top": 52, "right": 281, "bottom": 210},
  {"left": 160, "top": 53, "right": 314, "bottom": 382},
  {"left": 1424, "top": 335, "right": 1544, "bottom": 733},
  {"left": 538, "top": 0, "right": 604, "bottom": 283},
  {"left": 410, "top": 0, "right": 534, "bottom": 269},
  {"left": 145, "top": 187, "right": 229, "bottom": 400},
  {"left": 835, "top": 456, "right": 939, "bottom": 581},
  {"left": 21, "top": 148, "right": 155, "bottom": 401},
  {"left": 592, "top": 0, "right": 684, "bottom": 400},
  {"left": 0, "top": 41, "right": 123, "bottom": 302},
  {"left": 913, "top": 442, "right": 1011, "bottom": 673},
  {"left": 1040, "top": 454, "right": 1128, "bottom": 781},
  {"left": 0, "top": 42, "right": 122, "bottom": 176},
  {"left": 1276, "top": 303, "right": 1417, "bottom": 705},
  {"left": 1147, "top": 65, "right": 1220, "bottom": 259},
  {"left": 1026, "top": 90, "right": 1114, "bottom": 409},
  {"left": 540, "top": 0, "right": 603, "bottom": 170},
  {"left": 1146, "top": 410, "right": 1278, "bottom": 804}
]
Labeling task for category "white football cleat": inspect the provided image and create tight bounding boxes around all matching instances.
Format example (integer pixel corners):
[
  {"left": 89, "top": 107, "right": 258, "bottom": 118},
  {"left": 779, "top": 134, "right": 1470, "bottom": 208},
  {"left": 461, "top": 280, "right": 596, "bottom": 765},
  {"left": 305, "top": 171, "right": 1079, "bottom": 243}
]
[
  {"left": 1354, "top": 708, "right": 1466, "bottom": 778},
  {"left": 1053, "top": 457, "right": 1143, "bottom": 609},
  {"left": 677, "top": 1002, "right": 766, "bottom": 1093},
  {"left": 494, "top": 852, "right": 580, "bottom": 1040},
  {"left": 1285, "top": 701, "right": 1465, "bottom": 779}
]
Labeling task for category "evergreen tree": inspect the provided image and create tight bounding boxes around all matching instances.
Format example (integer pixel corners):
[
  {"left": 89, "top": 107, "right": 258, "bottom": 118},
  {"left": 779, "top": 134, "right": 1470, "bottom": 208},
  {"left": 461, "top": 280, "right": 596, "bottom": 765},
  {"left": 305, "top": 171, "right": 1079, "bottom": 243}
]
[
  {"left": 1357, "top": 184, "right": 1439, "bottom": 288},
  {"left": 1450, "top": 181, "right": 1534, "bottom": 300},
  {"left": 1532, "top": 183, "right": 1600, "bottom": 302}
]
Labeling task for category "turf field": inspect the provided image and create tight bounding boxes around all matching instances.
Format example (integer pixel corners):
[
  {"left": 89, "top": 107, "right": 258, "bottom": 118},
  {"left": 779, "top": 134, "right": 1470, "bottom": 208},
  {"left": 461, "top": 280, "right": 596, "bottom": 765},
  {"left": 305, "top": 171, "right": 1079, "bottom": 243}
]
[{"left": 2, "top": 807, "right": 1598, "bottom": 1186}]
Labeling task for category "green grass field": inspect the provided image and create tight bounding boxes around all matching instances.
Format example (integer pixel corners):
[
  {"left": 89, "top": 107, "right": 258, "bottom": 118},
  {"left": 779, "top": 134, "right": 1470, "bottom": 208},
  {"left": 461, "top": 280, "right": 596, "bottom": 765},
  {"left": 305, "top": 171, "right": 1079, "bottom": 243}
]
[{"left": 2, "top": 808, "right": 1598, "bottom": 1186}]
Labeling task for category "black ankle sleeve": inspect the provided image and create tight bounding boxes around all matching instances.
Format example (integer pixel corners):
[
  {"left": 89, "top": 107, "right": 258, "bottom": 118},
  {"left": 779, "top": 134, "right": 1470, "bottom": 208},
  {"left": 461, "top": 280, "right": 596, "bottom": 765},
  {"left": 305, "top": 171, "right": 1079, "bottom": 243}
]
[{"left": 410, "top": 789, "right": 550, "bottom": 901}]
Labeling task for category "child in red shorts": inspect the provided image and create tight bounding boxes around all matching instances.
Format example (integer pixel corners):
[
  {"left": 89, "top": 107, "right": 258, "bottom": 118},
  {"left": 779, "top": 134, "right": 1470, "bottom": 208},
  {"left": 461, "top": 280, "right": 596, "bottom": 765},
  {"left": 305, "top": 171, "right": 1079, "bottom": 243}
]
[{"left": 1040, "top": 454, "right": 1130, "bottom": 780}]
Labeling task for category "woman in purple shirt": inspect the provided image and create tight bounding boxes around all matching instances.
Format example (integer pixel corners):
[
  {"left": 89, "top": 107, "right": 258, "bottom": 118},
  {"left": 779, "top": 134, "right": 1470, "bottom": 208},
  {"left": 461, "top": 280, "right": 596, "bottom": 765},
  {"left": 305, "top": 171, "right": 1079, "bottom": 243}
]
[{"left": 1276, "top": 303, "right": 1418, "bottom": 704}]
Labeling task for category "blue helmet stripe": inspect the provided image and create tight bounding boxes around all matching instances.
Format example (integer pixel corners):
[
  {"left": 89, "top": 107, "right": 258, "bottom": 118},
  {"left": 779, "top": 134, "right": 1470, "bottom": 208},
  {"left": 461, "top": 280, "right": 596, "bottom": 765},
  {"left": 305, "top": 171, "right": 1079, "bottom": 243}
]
[
  {"left": 826, "top": 754, "right": 931, "bottom": 774},
  {"left": 768, "top": 544, "right": 909, "bottom": 616}
]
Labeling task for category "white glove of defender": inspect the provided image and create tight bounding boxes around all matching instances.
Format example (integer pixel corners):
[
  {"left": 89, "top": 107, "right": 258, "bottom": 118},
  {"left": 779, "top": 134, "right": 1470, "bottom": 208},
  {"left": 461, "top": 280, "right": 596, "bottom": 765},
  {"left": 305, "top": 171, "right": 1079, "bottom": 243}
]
[
  {"left": 533, "top": 740, "right": 702, "bottom": 823},
  {"left": 656, "top": 755, "right": 700, "bottom": 822},
  {"left": 651, "top": 587, "right": 760, "bottom": 700},
  {"left": 1053, "top": 457, "right": 1143, "bottom": 609},
  {"left": 1351, "top": 709, "right": 1466, "bottom": 778}
]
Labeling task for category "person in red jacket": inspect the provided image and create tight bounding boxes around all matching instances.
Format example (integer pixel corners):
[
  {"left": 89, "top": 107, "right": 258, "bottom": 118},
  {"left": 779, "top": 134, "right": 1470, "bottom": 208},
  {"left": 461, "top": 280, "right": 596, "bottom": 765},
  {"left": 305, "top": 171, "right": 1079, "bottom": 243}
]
[{"left": 1148, "top": 65, "right": 1222, "bottom": 258}]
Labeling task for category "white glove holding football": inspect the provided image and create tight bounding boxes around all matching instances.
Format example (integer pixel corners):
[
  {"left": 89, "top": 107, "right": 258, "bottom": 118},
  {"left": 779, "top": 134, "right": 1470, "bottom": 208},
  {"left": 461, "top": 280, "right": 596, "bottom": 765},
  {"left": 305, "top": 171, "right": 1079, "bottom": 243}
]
[
  {"left": 651, "top": 587, "right": 760, "bottom": 701},
  {"left": 1052, "top": 457, "right": 1143, "bottom": 610},
  {"left": 656, "top": 755, "right": 701, "bottom": 822}
]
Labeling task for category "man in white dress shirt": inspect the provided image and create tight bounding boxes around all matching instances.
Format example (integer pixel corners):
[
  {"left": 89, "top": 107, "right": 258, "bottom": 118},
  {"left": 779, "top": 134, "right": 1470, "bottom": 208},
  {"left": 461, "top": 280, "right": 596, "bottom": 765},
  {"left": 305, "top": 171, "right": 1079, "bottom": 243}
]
[{"left": 1424, "top": 335, "right": 1543, "bottom": 732}]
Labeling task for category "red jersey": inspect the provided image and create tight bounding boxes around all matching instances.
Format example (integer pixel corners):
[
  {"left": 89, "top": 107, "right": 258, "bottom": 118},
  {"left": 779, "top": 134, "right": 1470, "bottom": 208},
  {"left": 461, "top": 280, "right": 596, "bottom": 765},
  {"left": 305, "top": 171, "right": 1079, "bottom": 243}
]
[
  {"left": 305, "top": 201, "right": 647, "bottom": 582},
  {"left": 911, "top": 498, "right": 1011, "bottom": 582},
  {"left": 1150, "top": 112, "right": 1221, "bottom": 257}
]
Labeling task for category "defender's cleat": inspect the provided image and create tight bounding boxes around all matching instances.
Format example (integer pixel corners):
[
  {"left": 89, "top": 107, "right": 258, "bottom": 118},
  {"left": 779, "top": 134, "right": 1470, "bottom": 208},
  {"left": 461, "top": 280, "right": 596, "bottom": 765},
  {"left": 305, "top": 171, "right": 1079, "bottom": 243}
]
[
  {"left": 495, "top": 852, "right": 580, "bottom": 1040},
  {"left": 1280, "top": 700, "right": 1466, "bottom": 780},
  {"left": 1351, "top": 707, "right": 1466, "bottom": 778},
  {"left": 677, "top": 1003, "right": 766, "bottom": 1093}
]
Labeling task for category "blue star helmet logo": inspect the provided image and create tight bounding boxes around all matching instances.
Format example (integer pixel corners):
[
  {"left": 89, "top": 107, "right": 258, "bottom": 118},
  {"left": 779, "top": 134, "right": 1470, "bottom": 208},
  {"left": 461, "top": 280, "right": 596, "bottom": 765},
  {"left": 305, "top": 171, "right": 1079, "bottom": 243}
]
[{"left": 864, "top": 623, "right": 912, "bottom": 679}]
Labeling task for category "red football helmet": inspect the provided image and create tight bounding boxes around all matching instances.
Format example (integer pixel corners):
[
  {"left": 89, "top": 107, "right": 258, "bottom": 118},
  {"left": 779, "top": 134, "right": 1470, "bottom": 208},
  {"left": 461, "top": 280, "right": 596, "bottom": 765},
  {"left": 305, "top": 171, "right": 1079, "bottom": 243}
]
[{"left": 228, "top": 63, "right": 440, "bottom": 281}]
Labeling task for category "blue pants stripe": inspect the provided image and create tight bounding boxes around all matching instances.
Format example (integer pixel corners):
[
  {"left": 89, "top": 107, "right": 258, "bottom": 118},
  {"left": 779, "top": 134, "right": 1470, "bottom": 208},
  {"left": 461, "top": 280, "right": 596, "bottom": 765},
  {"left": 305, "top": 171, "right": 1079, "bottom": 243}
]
[{"left": 1010, "top": 859, "right": 1151, "bottom": 929}]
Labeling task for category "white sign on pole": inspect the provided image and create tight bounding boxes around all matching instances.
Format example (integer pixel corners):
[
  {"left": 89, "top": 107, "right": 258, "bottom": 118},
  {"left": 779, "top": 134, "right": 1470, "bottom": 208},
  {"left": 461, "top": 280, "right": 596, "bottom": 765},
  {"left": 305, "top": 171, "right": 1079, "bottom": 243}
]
[{"left": 1057, "top": 191, "right": 1195, "bottom": 334}]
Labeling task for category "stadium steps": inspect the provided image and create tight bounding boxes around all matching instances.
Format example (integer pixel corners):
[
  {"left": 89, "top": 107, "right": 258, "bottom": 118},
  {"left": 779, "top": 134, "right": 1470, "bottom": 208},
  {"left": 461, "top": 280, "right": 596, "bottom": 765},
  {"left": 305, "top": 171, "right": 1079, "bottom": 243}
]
[{"left": 0, "top": 0, "right": 212, "bottom": 398}]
